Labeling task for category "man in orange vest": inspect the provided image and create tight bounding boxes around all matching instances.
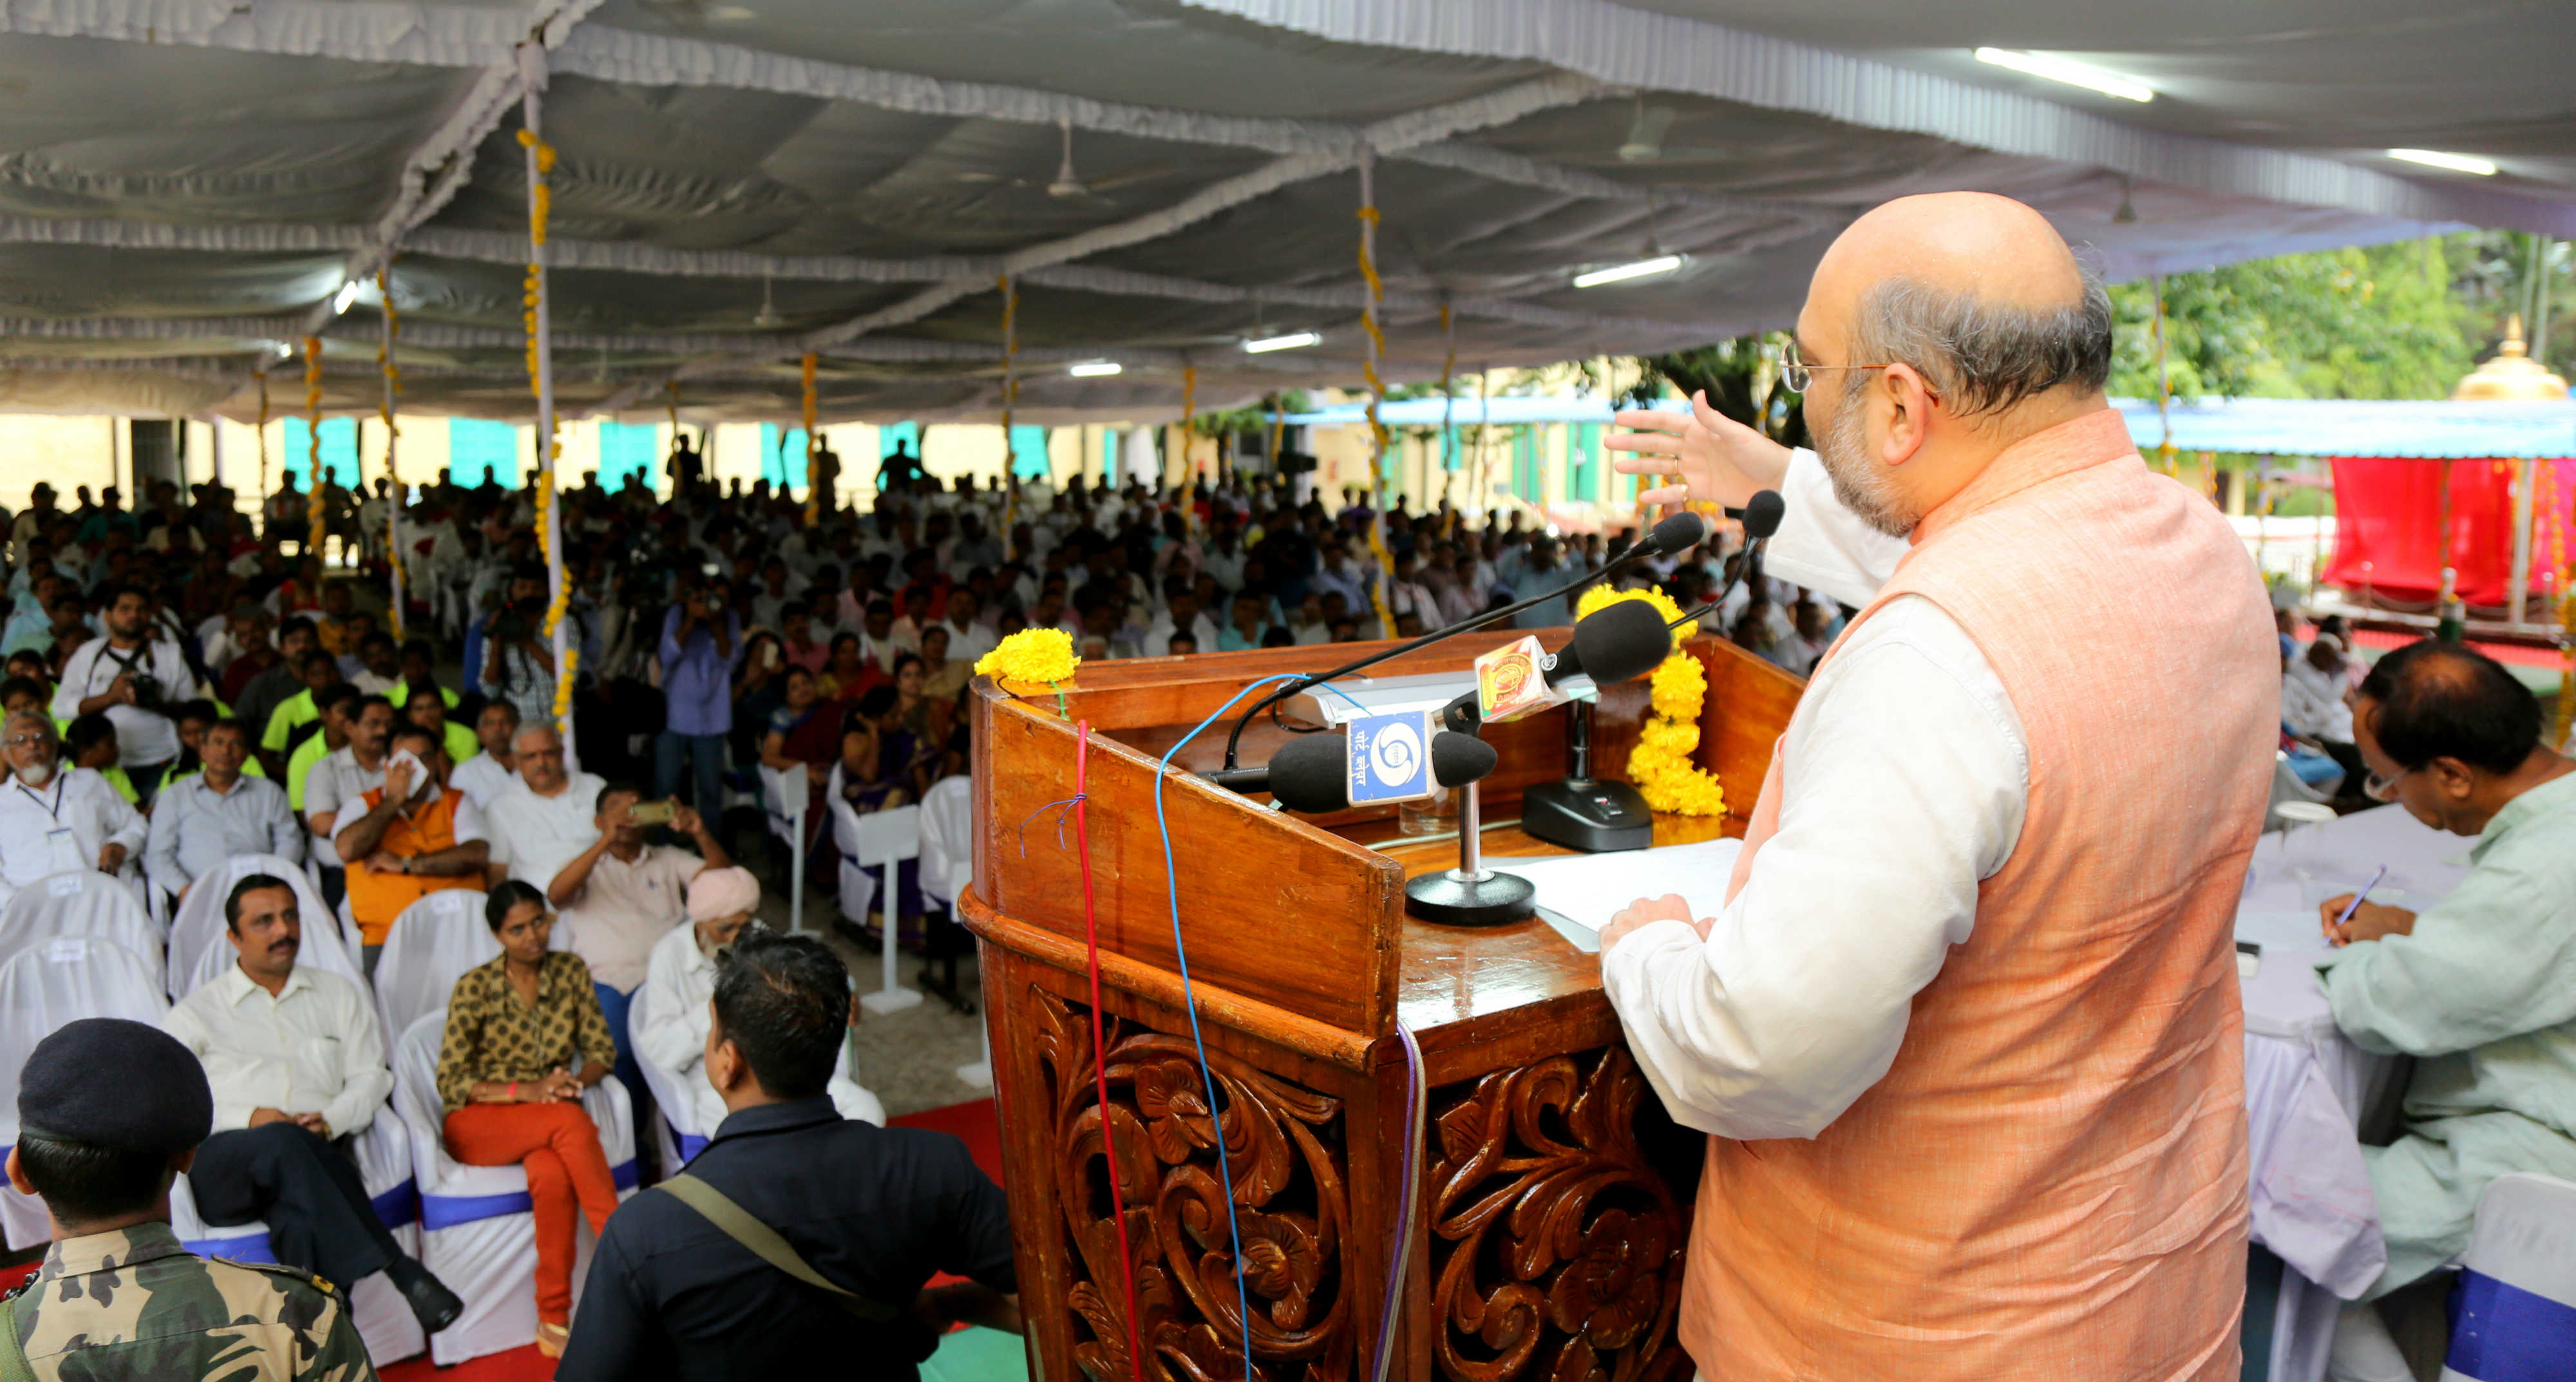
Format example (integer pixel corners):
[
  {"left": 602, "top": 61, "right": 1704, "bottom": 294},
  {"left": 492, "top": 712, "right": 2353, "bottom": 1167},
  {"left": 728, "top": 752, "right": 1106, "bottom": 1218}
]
[
  {"left": 1601, "top": 192, "right": 2273, "bottom": 1380},
  {"left": 334, "top": 721, "right": 491, "bottom": 968}
]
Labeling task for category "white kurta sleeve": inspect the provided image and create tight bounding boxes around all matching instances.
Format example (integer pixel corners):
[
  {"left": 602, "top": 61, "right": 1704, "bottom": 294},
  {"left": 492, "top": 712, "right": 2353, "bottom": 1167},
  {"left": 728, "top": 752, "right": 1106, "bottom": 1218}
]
[
  {"left": 1600, "top": 599, "right": 2028, "bottom": 1139},
  {"left": 636, "top": 937, "right": 707, "bottom": 1078},
  {"left": 1759, "top": 448, "right": 1914, "bottom": 610},
  {"left": 95, "top": 776, "right": 144, "bottom": 856}
]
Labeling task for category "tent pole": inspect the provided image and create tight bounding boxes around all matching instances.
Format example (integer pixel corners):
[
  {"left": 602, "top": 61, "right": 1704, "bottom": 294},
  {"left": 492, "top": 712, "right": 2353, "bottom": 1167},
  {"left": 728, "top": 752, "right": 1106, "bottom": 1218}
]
[
  {"left": 380, "top": 267, "right": 405, "bottom": 642},
  {"left": 520, "top": 47, "right": 574, "bottom": 770},
  {"left": 2510, "top": 458, "right": 2537, "bottom": 628}
]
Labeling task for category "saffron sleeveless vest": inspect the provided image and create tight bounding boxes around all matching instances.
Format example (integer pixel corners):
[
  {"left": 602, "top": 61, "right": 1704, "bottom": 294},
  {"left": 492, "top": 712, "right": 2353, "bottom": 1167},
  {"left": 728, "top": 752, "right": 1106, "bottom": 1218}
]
[{"left": 1683, "top": 410, "right": 2275, "bottom": 1380}]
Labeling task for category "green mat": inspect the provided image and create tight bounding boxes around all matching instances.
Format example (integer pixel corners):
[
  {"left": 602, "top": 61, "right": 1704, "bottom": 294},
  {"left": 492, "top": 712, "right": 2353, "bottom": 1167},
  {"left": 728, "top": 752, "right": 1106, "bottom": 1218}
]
[{"left": 921, "top": 1327, "right": 1029, "bottom": 1382}]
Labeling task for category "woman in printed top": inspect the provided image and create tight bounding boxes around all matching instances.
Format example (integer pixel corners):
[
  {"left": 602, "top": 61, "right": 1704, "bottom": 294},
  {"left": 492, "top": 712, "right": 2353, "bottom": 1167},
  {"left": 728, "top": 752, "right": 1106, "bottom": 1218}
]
[{"left": 433, "top": 879, "right": 622, "bottom": 1358}]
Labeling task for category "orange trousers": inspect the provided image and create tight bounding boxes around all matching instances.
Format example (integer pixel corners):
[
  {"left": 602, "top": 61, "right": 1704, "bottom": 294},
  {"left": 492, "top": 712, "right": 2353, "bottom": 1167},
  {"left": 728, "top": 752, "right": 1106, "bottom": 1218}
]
[{"left": 443, "top": 1101, "right": 621, "bottom": 1323}]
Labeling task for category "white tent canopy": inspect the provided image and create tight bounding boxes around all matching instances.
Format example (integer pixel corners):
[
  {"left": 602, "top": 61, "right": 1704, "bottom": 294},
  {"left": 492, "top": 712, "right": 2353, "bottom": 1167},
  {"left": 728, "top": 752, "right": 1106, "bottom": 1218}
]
[{"left": 0, "top": 0, "right": 2568, "bottom": 423}]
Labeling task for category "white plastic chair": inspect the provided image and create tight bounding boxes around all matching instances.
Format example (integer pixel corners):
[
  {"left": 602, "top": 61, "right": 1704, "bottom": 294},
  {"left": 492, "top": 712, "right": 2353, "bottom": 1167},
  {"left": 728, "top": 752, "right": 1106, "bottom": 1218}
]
[
  {"left": 390, "top": 1008, "right": 636, "bottom": 1365},
  {"left": 913, "top": 776, "right": 990, "bottom": 1088},
  {"left": 756, "top": 762, "right": 808, "bottom": 934},
  {"left": 165, "top": 855, "right": 359, "bottom": 1007},
  {"left": 170, "top": 1113, "right": 426, "bottom": 1367},
  {"left": 2440, "top": 1173, "right": 2576, "bottom": 1382},
  {"left": 625, "top": 961, "right": 886, "bottom": 1171},
  {"left": 914, "top": 775, "right": 974, "bottom": 916},
  {"left": 625, "top": 989, "right": 705, "bottom": 1171},
  {"left": 371, "top": 889, "right": 573, "bottom": 1044},
  {"left": 0, "top": 871, "right": 164, "bottom": 977},
  {"left": 0, "top": 938, "right": 168, "bottom": 1249},
  {"left": 830, "top": 798, "right": 922, "bottom": 1015},
  {"left": 370, "top": 890, "right": 493, "bottom": 1043}
]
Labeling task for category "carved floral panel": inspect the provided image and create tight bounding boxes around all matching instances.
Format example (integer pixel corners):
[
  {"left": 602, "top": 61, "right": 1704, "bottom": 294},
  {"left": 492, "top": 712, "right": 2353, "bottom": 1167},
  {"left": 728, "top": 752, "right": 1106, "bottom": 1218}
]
[
  {"left": 1426, "top": 1048, "right": 1690, "bottom": 1382},
  {"left": 1031, "top": 987, "right": 1354, "bottom": 1382}
]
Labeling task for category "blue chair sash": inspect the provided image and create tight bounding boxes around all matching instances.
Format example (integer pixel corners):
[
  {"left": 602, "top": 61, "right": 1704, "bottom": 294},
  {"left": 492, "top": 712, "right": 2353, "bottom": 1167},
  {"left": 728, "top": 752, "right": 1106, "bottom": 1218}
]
[
  {"left": 420, "top": 1159, "right": 638, "bottom": 1231},
  {"left": 2448, "top": 1268, "right": 2576, "bottom": 1382}
]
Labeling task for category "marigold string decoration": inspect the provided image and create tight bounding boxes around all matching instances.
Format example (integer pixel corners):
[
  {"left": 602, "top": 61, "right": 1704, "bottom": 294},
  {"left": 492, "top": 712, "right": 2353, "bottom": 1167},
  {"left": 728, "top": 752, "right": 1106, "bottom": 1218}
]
[
  {"left": 1577, "top": 585, "right": 1726, "bottom": 816},
  {"left": 377, "top": 265, "right": 406, "bottom": 640},
  {"left": 801, "top": 351, "right": 820, "bottom": 525},
  {"left": 303, "top": 334, "right": 325, "bottom": 562}
]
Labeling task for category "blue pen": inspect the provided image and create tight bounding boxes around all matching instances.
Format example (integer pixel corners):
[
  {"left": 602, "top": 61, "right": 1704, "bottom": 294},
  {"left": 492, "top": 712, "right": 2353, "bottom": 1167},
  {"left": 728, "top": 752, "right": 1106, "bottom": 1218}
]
[{"left": 2329, "top": 864, "right": 2389, "bottom": 943}]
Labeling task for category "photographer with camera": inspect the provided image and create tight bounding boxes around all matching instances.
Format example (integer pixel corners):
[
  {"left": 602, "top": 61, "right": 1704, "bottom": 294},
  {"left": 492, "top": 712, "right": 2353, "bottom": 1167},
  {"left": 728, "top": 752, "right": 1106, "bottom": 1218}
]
[{"left": 52, "top": 582, "right": 193, "bottom": 805}]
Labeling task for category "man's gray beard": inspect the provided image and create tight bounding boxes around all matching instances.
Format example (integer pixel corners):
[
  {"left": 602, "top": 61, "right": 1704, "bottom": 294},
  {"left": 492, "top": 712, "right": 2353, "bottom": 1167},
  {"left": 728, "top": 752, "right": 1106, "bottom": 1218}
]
[
  {"left": 1815, "top": 383, "right": 1920, "bottom": 539},
  {"left": 14, "top": 761, "right": 55, "bottom": 788}
]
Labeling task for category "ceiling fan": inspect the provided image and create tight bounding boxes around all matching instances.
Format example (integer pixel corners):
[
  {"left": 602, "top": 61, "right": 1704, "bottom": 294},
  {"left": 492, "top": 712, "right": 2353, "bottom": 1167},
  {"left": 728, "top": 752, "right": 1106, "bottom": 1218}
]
[
  {"left": 636, "top": 0, "right": 757, "bottom": 28},
  {"left": 952, "top": 118, "right": 1187, "bottom": 204},
  {"left": 1615, "top": 96, "right": 1729, "bottom": 164}
]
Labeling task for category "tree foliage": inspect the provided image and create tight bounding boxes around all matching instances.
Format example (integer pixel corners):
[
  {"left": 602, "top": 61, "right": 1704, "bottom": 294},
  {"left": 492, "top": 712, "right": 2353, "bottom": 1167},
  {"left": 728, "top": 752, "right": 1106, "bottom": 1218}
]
[
  {"left": 1631, "top": 334, "right": 1810, "bottom": 448},
  {"left": 2107, "top": 231, "right": 2576, "bottom": 403}
]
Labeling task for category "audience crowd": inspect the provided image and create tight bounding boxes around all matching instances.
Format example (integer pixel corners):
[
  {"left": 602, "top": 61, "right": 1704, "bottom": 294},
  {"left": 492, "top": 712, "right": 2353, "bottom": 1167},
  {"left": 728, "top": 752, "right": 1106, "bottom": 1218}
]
[{"left": 0, "top": 455, "right": 2564, "bottom": 1377}]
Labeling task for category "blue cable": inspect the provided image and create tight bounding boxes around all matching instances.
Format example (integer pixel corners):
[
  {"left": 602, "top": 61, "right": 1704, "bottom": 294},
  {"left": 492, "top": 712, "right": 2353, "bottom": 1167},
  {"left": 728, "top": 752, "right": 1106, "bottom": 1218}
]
[{"left": 1153, "top": 672, "right": 1313, "bottom": 1382}]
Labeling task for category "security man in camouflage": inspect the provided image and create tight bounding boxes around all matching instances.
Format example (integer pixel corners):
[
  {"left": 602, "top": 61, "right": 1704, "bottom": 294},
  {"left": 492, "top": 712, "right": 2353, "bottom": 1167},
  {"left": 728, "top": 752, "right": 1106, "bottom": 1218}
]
[{"left": 0, "top": 1017, "right": 375, "bottom": 1381}]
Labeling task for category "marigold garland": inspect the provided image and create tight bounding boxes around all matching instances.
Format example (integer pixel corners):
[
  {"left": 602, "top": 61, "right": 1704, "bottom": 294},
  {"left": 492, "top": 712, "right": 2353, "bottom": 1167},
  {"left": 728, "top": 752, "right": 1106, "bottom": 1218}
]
[
  {"left": 377, "top": 265, "right": 405, "bottom": 639},
  {"left": 517, "top": 124, "right": 574, "bottom": 731},
  {"left": 976, "top": 628, "right": 1081, "bottom": 688},
  {"left": 302, "top": 335, "right": 325, "bottom": 560},
  {"left": 1577, "top": 585, "right": 1725, "bottom": 817}
]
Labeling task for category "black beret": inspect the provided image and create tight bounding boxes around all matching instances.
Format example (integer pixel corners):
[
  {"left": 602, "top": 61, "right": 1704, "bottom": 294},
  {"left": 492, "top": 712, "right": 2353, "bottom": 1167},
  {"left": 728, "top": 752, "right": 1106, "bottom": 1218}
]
[{"left": 18, "top": 1019, "right": 211, "bottom": 1155}]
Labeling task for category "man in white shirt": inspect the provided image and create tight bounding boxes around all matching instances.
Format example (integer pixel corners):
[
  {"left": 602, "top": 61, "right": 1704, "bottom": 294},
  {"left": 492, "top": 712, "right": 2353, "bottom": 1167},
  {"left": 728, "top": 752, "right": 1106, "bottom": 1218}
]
[
  {"left": 164, "top": 872, "right": 464, "bottom": 1334},
  {"left": 2284, "top": 632, "right": 2365, "bottom": 791},
  {"left": 635, "top": 867, "right": 881, "bottom": 1139},
  {"left": 448, "top": 699, "right": 522, "bottom": 809},
  {"left": 934, "top": 587, "right": 999, "bottom": 667},
  {"left": 144, "top": 718, "right": 302, "bottom": 904},
  {"left": 1596, "top": 193, "right": 2272, "bottom": 1379},
  {"left": 483, "top": 723, "right": 608, "bottom": 891},
  {"left": 1141, "top": 578, "right": 1220, "bottom": 659},
  {"left": 52, "top": 582, "right": 192, "bottom": 801},
  {"left": 0, "top": 710, "right": 143, "bottom": 904}
]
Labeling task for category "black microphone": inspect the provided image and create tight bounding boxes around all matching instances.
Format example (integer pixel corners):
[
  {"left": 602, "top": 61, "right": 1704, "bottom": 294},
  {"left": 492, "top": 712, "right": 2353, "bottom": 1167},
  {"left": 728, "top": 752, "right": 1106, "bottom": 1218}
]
[
  {"left": 1439, "top": 598, "right": 1675, "bottom": 734},
  {"left": 1206, "top": 726, "right": 1502, "bottom": 813},
  {"left": 1218, "top": 506, "right": 1722, "bottom": 771},
  {"left": 1545, "top": 597, "right": 1674, "bottom": 686},
  {"left": 1430, "top": 730, "right": 1497, "bottom": 788},
  {"left": 1202, "top": 732, "right": 1349, "bottom": 813},
  {"left": 1667, "top": 488, "right": 1785, "bottom": 632},
  {"left": 1636, "top": 509, "right": 1717, "bottom": 558}
]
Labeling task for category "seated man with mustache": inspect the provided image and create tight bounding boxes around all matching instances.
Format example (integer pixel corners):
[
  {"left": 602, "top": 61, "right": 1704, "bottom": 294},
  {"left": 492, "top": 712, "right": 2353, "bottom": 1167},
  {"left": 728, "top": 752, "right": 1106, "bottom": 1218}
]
[{"left": 162, "top": 872, "right": 466, "bottom": 1335}]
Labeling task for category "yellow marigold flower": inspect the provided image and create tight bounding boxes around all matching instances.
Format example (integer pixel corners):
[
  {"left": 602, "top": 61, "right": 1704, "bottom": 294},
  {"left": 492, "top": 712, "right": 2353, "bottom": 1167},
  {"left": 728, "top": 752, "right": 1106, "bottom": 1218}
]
[
  {"left": 1649, "top": 653, "right": 1705, "bottom": 721},
  {"left": 1575, "top": 583, "right": 1685, "bottom": 625},
  {"left": 976, "top": 627, "right": 1082, "bottom": 686},
  {"left": 1642, "top": 718, "right": 1700, "bottom": 757}
]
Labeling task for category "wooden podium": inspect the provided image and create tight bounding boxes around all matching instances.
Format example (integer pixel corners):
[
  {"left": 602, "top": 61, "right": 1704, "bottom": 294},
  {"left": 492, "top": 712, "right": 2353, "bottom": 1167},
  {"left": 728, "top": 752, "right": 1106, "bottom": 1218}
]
[{"left": 961, "top": 629, "right": 1803, "bottom": 1382}]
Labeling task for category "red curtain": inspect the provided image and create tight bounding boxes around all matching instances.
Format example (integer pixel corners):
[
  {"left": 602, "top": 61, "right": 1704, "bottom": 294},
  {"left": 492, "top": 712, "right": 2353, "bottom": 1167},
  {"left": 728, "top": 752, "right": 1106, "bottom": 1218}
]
[{"left": 2324, "top": 457, "right": 2534, "bottom": 609}]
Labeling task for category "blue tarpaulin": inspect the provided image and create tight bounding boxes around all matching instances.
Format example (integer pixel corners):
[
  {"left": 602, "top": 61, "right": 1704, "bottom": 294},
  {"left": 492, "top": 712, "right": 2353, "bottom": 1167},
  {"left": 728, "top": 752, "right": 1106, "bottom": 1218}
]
[{"left": 1287, "top": 396, "right": 2576, "bottom": 459}]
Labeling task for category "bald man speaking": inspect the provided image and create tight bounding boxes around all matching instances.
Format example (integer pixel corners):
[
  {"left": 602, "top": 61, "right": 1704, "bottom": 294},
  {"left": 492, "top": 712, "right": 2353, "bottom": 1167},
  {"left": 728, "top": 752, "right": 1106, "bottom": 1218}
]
[{"left": 1600, "top": 193, "right": 2273, "bottom": 1380}]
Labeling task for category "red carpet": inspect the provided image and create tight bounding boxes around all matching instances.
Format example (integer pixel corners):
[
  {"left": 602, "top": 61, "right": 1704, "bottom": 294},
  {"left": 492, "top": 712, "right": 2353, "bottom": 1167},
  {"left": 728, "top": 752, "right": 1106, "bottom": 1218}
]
[{"left": 374, "top": 1097, "right": 1001, "bottom": 1381}]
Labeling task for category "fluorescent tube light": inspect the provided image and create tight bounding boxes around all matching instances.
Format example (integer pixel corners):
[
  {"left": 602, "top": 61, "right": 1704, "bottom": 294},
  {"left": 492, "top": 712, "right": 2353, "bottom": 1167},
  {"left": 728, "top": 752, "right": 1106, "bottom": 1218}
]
[
  {"left": 2388, "top": 148, "right": 2496, "bottom": 176},
  {"left": 1068, "top": 361, "right": 1122, "bottom": 377},
  {"left": 1973, "top": 48, "right": 2154, "bottom": 103},
  {"left": 1244, "top": 331, "right": 1320, "bottom": 353},
  {"left": 330, "top": 281, "right": 361, "bottom": 316},
  {"left": 1572, "top": 254, "right": 1682, "bottom": 289}
]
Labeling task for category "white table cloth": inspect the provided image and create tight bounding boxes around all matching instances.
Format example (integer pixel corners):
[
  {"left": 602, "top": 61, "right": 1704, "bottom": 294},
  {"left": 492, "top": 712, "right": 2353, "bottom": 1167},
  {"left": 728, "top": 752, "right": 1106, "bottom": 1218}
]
[{"left": 2235, "top": 804, "right": 2470, "bottom": 1382}]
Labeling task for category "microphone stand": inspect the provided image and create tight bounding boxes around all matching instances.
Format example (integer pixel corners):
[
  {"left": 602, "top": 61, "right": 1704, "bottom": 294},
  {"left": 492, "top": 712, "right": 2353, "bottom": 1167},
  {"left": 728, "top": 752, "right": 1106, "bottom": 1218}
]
[{"left": 1402, "top": 753, "right": 1535, "bottom": 925}]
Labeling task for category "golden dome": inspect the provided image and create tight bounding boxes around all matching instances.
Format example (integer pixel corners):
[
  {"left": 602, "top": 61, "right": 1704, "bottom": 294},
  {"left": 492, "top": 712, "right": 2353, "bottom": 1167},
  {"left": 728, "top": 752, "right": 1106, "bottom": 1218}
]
[{"left": 2453, "top": 315, "right": 2570, "bottom": 401}]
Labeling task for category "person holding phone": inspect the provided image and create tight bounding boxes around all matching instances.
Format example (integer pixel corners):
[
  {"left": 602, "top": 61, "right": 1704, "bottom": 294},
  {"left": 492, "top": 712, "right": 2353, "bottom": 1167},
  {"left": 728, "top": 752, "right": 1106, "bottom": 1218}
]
[
  {"left": 657, "top": 579, "right": 741, "bottom": 836},
  {"left": 547, "top": 779, "right": 733, "bottom": 1145}
]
